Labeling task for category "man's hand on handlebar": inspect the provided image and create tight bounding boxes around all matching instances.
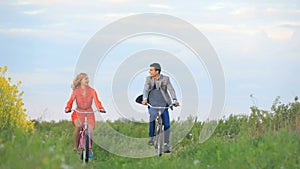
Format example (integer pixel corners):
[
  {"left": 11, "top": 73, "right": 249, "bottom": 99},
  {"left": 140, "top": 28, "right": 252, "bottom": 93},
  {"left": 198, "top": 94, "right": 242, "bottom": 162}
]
[
  {"left": 142, "top": 99, "right": 147, "bottom": 105},
  {"left": 173, "top": 101, "right": 180, "bottom": 107}
]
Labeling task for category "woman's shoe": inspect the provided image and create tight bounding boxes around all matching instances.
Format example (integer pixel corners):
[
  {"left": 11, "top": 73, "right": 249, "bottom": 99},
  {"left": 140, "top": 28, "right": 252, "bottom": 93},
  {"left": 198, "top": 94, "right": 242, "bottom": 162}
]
[{"left": 88, "top": 149, "right": 94, "bottom": 158}]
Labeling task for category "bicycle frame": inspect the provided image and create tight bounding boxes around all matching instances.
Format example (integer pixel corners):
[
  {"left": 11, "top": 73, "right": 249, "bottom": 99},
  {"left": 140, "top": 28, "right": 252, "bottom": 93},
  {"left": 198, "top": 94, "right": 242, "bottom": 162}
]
[
  {"left": 72, "top": 109, "right": 98, "bottom": 163},
  {"left": 147, "top": 104, "right": 174, "bottom": 156}
]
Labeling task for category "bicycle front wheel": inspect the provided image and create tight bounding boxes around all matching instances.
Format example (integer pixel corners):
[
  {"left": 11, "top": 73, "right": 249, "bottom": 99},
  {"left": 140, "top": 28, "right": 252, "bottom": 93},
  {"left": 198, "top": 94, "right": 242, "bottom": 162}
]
[
  {"left": 83, "top": 131, "right": 89, "bottom": 163},
  {"left": 157, "top": 125, "right": 164, "bottom": 156}
]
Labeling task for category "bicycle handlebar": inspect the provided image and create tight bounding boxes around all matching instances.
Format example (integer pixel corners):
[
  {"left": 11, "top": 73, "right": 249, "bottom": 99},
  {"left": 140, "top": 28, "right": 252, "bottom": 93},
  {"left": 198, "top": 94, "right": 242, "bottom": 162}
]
[
  {"left": 66, "top": 109, "right": 106, "bottom": 114},
  {"left": 147, "top": 103, "right": 177, "bottom": 110}
]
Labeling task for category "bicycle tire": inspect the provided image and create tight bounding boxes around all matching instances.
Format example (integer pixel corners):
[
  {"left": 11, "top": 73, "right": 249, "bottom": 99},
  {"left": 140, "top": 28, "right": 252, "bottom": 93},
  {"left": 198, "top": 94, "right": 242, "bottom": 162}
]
[
  {"left": 154, "top": 110, "right": 165, "bottom": 156},
  {"left": 155, "top": 113, "right": 163, "bottom": 156},
  {"left": 158, "top": 125, "right": 164, "bottom": 156},
  {"left": 84, "top": 131, "right": 89, "bottom": 163}
]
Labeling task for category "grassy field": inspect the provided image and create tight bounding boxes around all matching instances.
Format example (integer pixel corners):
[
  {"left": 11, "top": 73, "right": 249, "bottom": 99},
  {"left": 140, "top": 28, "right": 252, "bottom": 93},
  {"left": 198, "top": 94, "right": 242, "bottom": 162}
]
[{"left": 1, "top": 97, "right": 300, "bottom": 169}]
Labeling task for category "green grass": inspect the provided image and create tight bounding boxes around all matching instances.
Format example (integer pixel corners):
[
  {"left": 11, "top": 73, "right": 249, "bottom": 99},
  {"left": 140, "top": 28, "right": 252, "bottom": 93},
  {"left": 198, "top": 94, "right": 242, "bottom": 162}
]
[
  {"left": 1, "top": 121, "right": 299, "bottom": 169},
  {"left": 1, "top": 98, "right": 300, "bottom": 169},
  {"left": 0, "top": 121, "right": 82, "bottom": 169}
]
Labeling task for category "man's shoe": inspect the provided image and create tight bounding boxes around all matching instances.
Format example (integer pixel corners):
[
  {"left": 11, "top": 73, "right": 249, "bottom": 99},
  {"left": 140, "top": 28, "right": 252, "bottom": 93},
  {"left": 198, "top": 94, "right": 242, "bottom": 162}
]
[
  {"left": 148, "top": 138, "right": 154, "bottom": 146},
  {"left": 163, "top": 143, "right": 172, "bottom": 153}
]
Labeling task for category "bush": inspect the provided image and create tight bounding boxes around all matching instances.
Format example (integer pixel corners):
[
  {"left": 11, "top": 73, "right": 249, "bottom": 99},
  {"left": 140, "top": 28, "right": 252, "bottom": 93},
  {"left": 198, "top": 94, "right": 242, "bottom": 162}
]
[{"left": 0, "top": 66, "right": 34, "bottom": 132}]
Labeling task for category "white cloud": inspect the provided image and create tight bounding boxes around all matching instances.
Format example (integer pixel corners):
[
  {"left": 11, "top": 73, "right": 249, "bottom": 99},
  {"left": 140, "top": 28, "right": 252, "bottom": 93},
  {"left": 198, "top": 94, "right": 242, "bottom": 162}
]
[
  {"left": 228, "top": 6, "right": 300, "bottom": 20},
  {"left": 0, "top": 27, "right": 88, "bottom": 41},
  {"left": 12, "top": 0, "right": 86, "bottom": 6},
  {"left": 265, "top": 27, "right": 294, "bottom": 40},
  {"left": 0, "top": 28, "right": 47, "bottom": 34},
  {"left": 265, "top": 7, "right": 300, "bottom": 15},
  {"left": 265, "top": 7, "right": 282, "bottom": 14},
  {"left": 23, "top": 9, "right": 45, "bottom": 15},
  {"left": 195, "top": 21, "right": 298, "bottom": 40},
  {"left": 105, "top": 0, "right": 132, "bottom": 2},
  {"left": 8, "top": 70, "right": 70, "bottom": 87},
  {"left": 195, "top": 23, "right": 260, "bottom": 36},
  {"left": 102, "top": 13, "right": 136, "bottom": 21},
  {"left": 67, "top": 12, "right": 136, "bottom": 23},
  {"left": 207, "top": 2, "right": 226, "bottom": 11},
  {"left": 279, "top": 22, "right": 300, "bottom": 29},
  {"left": 287, "top": 9, "right": 300, "bottom": 14},
  {"left": 148, "top": 4, "right": 174, "bottom": 10},
  {"left": 40, "top": 22, "right": 67, "bottom": 29},
  {"left": 228, "top": 8, "right": 259, "bottom": 19},
  {"left": 12, "top": 0, "right": 133, "bottom": 7},
  {"left": 11, "top": 1, "right": 32, "bottom": 6}
]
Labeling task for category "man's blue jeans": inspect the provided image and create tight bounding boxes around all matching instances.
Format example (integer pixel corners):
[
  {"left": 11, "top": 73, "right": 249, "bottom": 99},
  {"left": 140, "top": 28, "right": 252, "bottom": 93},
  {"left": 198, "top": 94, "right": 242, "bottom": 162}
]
[{"left": 148, "top": 107, "right": 170, "bottom": 144}]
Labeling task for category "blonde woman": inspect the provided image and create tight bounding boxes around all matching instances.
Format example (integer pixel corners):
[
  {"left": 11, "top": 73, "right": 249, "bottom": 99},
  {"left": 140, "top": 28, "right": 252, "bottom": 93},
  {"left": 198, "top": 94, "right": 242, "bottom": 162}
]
[{"left": 65, "top": 73, "right": 106, "bottom": 158}]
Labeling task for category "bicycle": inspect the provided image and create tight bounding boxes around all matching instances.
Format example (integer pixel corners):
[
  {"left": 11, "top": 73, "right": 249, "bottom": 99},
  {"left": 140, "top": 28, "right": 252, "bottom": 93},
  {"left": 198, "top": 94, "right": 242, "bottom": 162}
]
[
  {"left": 67, "top": 109, "right": 106, "bottom": 163},
  {"left": 147, "top": 103, "right": 176, "bottom": 156}
]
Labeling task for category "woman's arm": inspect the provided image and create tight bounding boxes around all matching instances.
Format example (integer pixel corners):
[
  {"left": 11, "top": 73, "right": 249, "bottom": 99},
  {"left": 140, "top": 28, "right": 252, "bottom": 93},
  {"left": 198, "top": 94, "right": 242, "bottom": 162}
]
[
  {"left": 93, "top": 90, "right": 104, "bottom": 110},
  {"left": 65, "top": 92, "right": 75, "bottom": 112}
]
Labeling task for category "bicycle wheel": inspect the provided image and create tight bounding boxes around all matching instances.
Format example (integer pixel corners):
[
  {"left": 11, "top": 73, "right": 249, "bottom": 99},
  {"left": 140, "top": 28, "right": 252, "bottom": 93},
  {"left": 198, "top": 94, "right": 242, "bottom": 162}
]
[
  {"left": 156, "top": 125, "right": 164, "bottom": 156},
  {"left": 159, "top": 125, "right": 164, "bottom": 156},
  {"left": 82, "top": 130, "right": 89, "bottom": 163}
]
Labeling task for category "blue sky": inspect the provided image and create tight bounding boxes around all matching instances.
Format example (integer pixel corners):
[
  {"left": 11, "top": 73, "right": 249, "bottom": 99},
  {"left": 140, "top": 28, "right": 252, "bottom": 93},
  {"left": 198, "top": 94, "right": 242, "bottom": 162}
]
[{"left": 1, "top": 0, "right": 300, "bottom": 121}]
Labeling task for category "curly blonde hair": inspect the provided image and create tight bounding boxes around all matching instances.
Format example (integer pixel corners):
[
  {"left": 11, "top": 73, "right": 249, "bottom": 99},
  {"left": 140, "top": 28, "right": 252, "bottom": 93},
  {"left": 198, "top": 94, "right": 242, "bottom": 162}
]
[{"left": 72, "top": 73, "right": 88, "bottom": 90}]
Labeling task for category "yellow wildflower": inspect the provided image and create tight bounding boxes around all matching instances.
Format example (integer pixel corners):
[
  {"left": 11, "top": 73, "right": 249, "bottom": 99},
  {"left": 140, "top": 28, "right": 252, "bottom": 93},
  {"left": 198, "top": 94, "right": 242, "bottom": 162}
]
[{"left": 0, "top": 66, "right": 34, "bottom": 132}]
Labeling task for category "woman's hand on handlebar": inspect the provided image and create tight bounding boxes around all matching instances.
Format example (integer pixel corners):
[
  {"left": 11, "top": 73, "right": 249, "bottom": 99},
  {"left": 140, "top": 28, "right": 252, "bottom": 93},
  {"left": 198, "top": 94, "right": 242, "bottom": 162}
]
[
  {"left": 99, "top": 108, "right": 106, "bottom": 113},
  {"left": 65, "top": 108, "right": 71, "bottom": 113}
]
